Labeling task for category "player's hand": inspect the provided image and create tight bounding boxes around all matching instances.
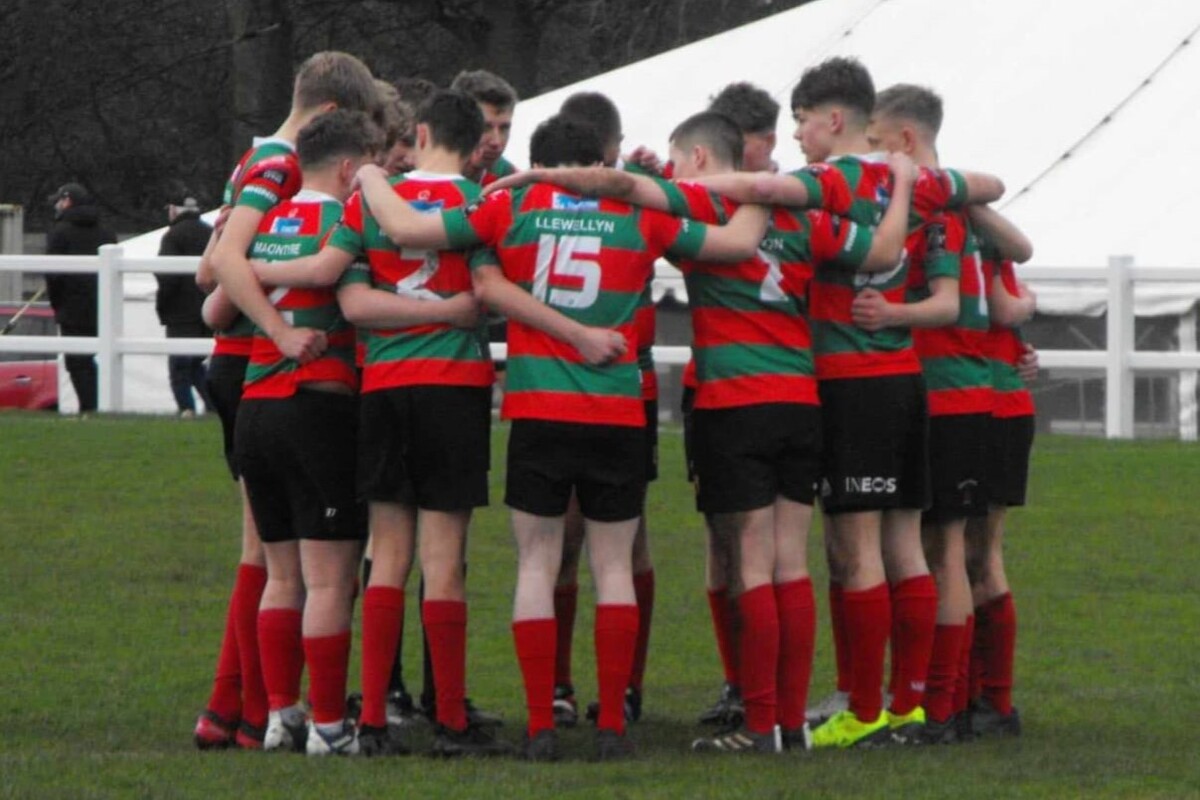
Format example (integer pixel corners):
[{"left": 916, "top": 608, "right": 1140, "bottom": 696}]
[
  {"left": 573, "top": 326, "right": 627, "bottom": 366},
  {"left": 273, "top": 326, "right": 327, "bottom": 364},
  {"left": 851, "top": 288, "right": 893, "bottom": 331},
  {"left": 624, "top": 145, "right": 663, "bottom": 175},
  {"left": 444, "top": 292, "right": 482, "bottom": 329},
  {"left": 482, "top": 169, "right": 541, "bottom": 196},
  {"left": 888, "top": 151, "right": 918, "bottom": 184},
  {"left": 1018, "top": 343, "right": 1039, "bottom": 384}
]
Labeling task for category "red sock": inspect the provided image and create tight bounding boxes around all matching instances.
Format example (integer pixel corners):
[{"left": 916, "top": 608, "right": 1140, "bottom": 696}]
[
  {"left": 513, "top": 618, "right": 557, "bottom": 735},
  {"left": 424, "top": 600, "right": 468, "bottom": 731},
  {"left": 304, "top": 631, "right": 351, "bottom": 725},
  {"left": 925, "top": 624, "right": 966, "bottom": 723},
  {"left": 257, "top": 608, "right": 303, "bottom": 710},
  {"left": 843, "top": 583, "right": 890, "bottom": 722},
  {"left": 630, "top": 569, "right": 656, "bottom": 691},
  {"left": 553, "top": 583, "right": 578, "bottom": 687},
  {"left": 204, "top": 585, "right": 243, "bottom": 722},
  {"left": 232, "top": 563, "right": 268, "bottom": 728},
  {"left": 953, "top": 615, "right": 975, "bottom": 714},
  {"left": 737, "top": 585, "right": 779, "bottom": 735},
  {"left": 360, "top": 586, "right": 404, "bottom": 728},
  {"left": 981, "top": 593, "right": 1016, "bottom": 715},
  {"left": 969, "top": 604, "right": 988, "bottom": 703},
  {"left": 888, "top": 575, "right": 938, "bottom": 715},
  {"left": 707, "top": 587, "right": 739, "bottom": 686},
  {"left": 829, "top": 581, "right": 852, "bottom": 693},
  {"left": 594, "top": 604, "right": 639, "bottom": 734},
  {"left": 775, "top": 578, "right": 815, "bottom": 732}
]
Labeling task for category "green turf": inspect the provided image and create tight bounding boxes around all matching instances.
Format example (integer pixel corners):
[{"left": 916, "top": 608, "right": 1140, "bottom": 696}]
[{"left": 1, "top": 414, "right": 1198, "bottom": 798}]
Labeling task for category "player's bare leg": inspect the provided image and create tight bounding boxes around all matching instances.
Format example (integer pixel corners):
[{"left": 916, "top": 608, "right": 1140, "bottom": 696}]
[
  {"left": 553, "top": 495, "right": 585, "bottom": 725},
  {"left": 918, "top": 518, "right": 969, "bottom": 741},
  {"left": 965, "top": 507, "right": 1020, "bottom": 736},
  {"left": 699, "top": 518, "right": 742, "bottom": 725},
  {"left": 300, "top": 539, "right": 361, "bottom": 752},
  {"left": 627, "top": 512, "right": 654, "bottom": 720}
]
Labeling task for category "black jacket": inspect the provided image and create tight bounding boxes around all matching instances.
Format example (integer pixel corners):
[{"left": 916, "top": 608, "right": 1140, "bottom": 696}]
[
  {"left": 155, "top": 211, "right": 213, "bottom": 328},
  {"left": 45, "top": 203, "right": 117, "bottom": 328}
]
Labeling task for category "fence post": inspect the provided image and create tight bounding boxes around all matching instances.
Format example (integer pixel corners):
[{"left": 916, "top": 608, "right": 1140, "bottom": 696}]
[
  {"left": 96, "top": 244, "right": 124, "bottom": 412},
  {"left": 1105, "top": 255, "right": 1135, "bottom": 438}
]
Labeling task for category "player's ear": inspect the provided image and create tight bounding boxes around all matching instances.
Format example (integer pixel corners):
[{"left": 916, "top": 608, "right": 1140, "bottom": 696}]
[
  {"left": 829, "top": 108, "right": 843, "bottom": 136},
  {"left": 692, "top": 144, "right": 706, "bottom": 171},
  {"left": 416, "top": 123, "right": 431, "bottom": 150}
]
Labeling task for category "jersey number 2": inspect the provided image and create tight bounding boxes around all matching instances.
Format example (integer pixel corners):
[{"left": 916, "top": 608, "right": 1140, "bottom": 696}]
[{"left": 534, "top": 234, "right": 601, "bottom": 310}]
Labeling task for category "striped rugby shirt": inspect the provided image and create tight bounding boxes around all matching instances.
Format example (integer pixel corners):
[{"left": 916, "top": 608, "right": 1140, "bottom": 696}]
[
  {"left": 980, "top": 235, "right": 1034, "bottom": 418},
  {"left": 443, "top": 184, "right": 709, "bottom": 427},
  {"left": 241, "top": 189, "right": 356, "bottom": 400},
  {"left": 328, "top": 171, "right": 494, "bottom": 393}
]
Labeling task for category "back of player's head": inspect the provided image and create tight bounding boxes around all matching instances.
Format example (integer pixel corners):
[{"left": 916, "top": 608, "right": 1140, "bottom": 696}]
[
  {"left": 393, "top": 76, "right": 439, "bottom": 108},
  {"left": 669, "top": 111, "right": 744, "bottom": 170},
  {"left": 450, "top": 69, "right": 519, "bottom": 111},
  {"left": 529, "top": 115, "right": 604, "bottom": 168},
  {"left": 294, "top": 51, "right": 380, "bottom": 114},
  {"left": 874, "top": 84, "right": 943, "bottom": 139},
  {"left": 559, "top": 92, "right": 623, "bottom": 152},
  {"left": 790, "top": 57, "right": 875, "bottom": 122},
  {"left": 708, "top": 82, "right": 780, "bottom": 134},
  {"left": 296, "top": 109, "right": 382, "bottom": 170},
  {"left": 418, "top": 90, "right": 485, "bottom": 159}
]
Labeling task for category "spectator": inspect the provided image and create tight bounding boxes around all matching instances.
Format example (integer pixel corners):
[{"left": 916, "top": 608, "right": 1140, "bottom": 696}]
[
  {"left": 45, "top": 182, "right": 116, "bottom": 413},
  {"left": 156, "top": 196, "right": 213, "bottom": 417}
]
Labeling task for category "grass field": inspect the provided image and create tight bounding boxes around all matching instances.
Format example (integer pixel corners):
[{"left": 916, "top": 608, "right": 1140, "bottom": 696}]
[{"left": 1, "top": 413, "right": 1198, "bottom": 799}]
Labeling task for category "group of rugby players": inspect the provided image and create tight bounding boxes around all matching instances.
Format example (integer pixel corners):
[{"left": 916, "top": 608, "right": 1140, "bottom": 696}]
[{"left": 189, "top": 48, "right": 1037, "bottom": 762}]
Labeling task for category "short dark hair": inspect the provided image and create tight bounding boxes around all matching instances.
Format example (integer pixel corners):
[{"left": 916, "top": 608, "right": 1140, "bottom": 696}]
[
  {"left": 559, "top": 92, "right": 622, "bottom": 151},
  {"left": 874, "top": 83, "right": 943, "bottom": 138},
  {"left": 669, "top": 111, "right": 744, "bottom": 170},
  {"left": 418, "top": 90, "right": 485, "bottom": 159},
  {"left": 529, "top": 115, "right": 604, "bottom": 168},
  {"left": 296, "top": 109, "right": 382, "bottom": 169},
  {"left": 450, "top": 69, "right": 518, "bottom": 110},
  {"left": 708, "top": 82, "right": 779, "bottom": 134},
  {"left": 293, "top": 51, "right": 380, "bottom": 115},
  {"left": 393, "top": 76, "right": 438, "bottom": 108},
  {"left": 790, "top": 56, "right": 875, "bottom": 122}
]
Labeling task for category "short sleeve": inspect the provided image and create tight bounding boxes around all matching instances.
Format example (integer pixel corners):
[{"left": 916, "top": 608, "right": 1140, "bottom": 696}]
[
  {"left": 668, "top": 181, "right": 725, "bottom": 224},
  {"left": 641, "top": 208, "right": 707, "bottom": 261},
  {"left": 789, "top": 164, "right": 853, "bottom": 214},
  {"left": 468, "top": 247, "right": 500, "bottom": 272},
  {"left": 444, "top": 190, "right": 511, "bottom": 249},
  {"left": 338, "top": 259, "right": 372, "bottom": 289},
  {"left": 809, "top": 210, "right": 873, "bottom": 270},
  {"left": 233, "top": 154, "right": 301, "bottom": 213}
]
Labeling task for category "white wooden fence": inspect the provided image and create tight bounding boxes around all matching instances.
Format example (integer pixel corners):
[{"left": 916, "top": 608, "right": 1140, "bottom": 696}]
[{"left": 0, "top": 246, "right": 1196, "bottom": 439}]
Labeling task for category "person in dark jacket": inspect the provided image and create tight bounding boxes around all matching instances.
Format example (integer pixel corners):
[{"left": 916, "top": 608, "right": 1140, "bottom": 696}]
[
  {"left": 46, "top": 182, "right": 116, "bottom": 413},
  {"left": 156, "top": 196, "right": 214, "bottom": 416}
]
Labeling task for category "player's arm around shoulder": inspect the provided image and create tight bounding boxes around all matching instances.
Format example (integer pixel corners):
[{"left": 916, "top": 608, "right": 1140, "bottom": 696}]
[
  {"left": 252, "top": 246, "right": 354, "bottom": 288},
  {"left": 357, "top": 163, "right": 452, "bottom": 250},
  {"left": 337, "top": 280, "right": 479, "bottom": 330}
]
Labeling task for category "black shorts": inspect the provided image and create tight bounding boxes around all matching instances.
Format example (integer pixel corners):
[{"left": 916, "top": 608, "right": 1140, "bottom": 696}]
[
  {"left": 987, "top": 415, "right": 1035, "bottom": 508},
  {"left": 644, "top": 399, "right": 659, "bottom": 483},
  {"left": 235, "top": 390, "right": 363, "bottom": 544},
  {"left": 693, "top": 402, "right": 822, "bottom": 514},
  {"left": 357, "top": 385, "right": 491, "bottom": 511},
  {"left": 681, "top": 386, "right": 697, "bottom": 483},
  {"left": 924, "top": 413, "right": 990, "bottom": 523},
  {"left": 818, "top": 373, "right": 930, "bottom": 514},
  {"left": 506, "top": 419, "right": 646, "bottom": 523},
  {"left": 205, "top": 354, "right": 248, "bottom": 480}
]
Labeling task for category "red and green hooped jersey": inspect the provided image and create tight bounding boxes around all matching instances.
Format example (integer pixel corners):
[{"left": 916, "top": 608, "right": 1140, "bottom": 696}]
[
  {"left": 443, "top": 184, "right": 708, "bottom": 427},
  {"left": 798, "top": 155, "right": 964, "bottom": 380},
  {"left": 635, "top": 285, "right": 657, "bottom": 401},
  {"left": 480, "top": 156, "right": 518, "bottom": 189},
  {"left": 911, "top": 212, "right": 994, "bottom": 416},
  {"left": 214, "top": 138, "right": 303, "bottom": 358},
  {"left": 241, "top": 190, "right": 356, "bottom": 400},
  {"left": 328, "top": 171, "right": 493, "bottom": 393},
  {"left": 663, "top": 180, "right": 873, "bottom": 409},
  {"left": 981, "top": 237, "right": 1034, "bottom": 418}
]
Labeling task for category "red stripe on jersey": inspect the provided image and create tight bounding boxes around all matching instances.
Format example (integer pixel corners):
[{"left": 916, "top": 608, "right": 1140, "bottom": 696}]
[
  {"left": 692, "top": 308, "right": 811, "bottom": 349},
  {"left": 913, "top": 328, "right": 992, "bottom": 359},
  {"left": 994, "top": 391, "right": 1035, "bottom": 418},
  {"left": 510, "top": 322, "right": 639, "bottom": 367},
  {"left": 503, "top": 390, "right": 645, "bottom": 427},
  {"left": 682, "top": 359, "right": 698, "bottom": 390},
  {"left": 213, "top": 334, "right": 253, "bottom": 357},
  {"left": 362, "top": 359, "right": 495, "bottom": 393},
  {"left": 815, "top": 350, "right": 920, "bottom": 380},
  {"left": 927, "top": 387, "right": 996, "bottom": 417},
  {"left": 641, "top": 368, "right": 658, "bottom": 401},
  {"left": 809, "top": 283, "right": 859, "bottom": 325},
  {"left": 695, "top": 374, "right": 819, "bottom": 410},
  {"left": 242, "top": 361, "right": 359, "bottom": 400}
]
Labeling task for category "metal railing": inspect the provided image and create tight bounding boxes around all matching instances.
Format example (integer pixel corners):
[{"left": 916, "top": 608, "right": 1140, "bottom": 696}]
[{"left": 0, "top": 247, "right": 1195, "bottom": 438}]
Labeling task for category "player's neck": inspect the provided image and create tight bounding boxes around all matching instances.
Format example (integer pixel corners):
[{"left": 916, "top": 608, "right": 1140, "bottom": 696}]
[
  {"left": 912, "top": 144, "right": 939, "bottom": 170},
  {"left": 301, "top": 170, "right": 345, "bottom": 202},
  {"left": 828, "top": 131, "right": 873, "bottom": 158},
  {"left": 273, "top": 108, "right": 322, "bottom": 144},
  {"left": 415, "top": 149, "right": 466, "bottom": 176}
]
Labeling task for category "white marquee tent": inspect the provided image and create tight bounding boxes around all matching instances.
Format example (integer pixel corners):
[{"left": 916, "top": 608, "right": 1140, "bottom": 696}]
[{"left": 111, "top": 0, "right": 1200, "bottom": 412}]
